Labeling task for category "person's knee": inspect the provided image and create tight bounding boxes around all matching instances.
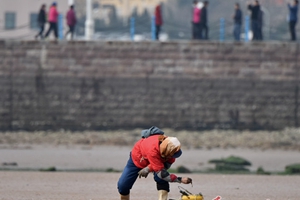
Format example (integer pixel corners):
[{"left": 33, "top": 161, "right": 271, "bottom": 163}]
[
  {"left": 118, "top": 188, "right": 130, "bottom": 196},
  {"left": 117, "top": 181, "right": 131, "bottom": 195}
]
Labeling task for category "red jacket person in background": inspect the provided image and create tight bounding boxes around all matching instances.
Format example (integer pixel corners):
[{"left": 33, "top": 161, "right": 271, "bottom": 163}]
[
  {"left": 65, "top": 5, "right": 77, "bottom": 40},
  {"left": 155, "top": 4, "right": 163, "bottom": 40},
  {"left": 44, "top": 2, "right": 59, "bottom": 39},
  {"left": 117, "top": 126, "right": 192, "bottom": 200}
]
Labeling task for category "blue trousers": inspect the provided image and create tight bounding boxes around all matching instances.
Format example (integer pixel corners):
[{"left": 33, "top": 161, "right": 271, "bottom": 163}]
[
  {"left": 233, "top": 24, "right": 241, "bottom": 41},
  {"left": 117, "top": 153, "right": 169, "bottom": 195},
  {"left": 251, "top": 20, "right": 260, "bottom": 40}
]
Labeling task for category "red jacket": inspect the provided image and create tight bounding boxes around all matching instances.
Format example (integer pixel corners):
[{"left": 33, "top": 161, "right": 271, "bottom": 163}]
[
  {"left": 131, "top": 135, "right": 175, "bottom": 172},
  {"left": 48, "top": 6, "right": 59, "bottom": 23},
  {"left": 155, "top": 5, "right": 163, "bottom": 26},
  {"left": 66, "top": 9, "right": 76, "bottom": 26}
]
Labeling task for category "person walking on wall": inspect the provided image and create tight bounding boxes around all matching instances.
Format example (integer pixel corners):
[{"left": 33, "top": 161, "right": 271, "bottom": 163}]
[
  {"left": 200, "top": 1, "right": 209, "bottom": 40},
  {"left": 247, "top": 0, "right": 261, "bottom": 41},
  {"left": 155, "top": 3, "right": 163, "bottom": 40},
  {"left": 287, "top": 0, "right": 299, "bottom": 41},
  {"left": 233, "top": 3, "right": 243, "bottom": 41},
  {"left": 192, "top": 0, "right": 198, "bottom": 39},
  {"left": 35, "top": 4, "right": 47, "bottom": 40},
  {"left": 65, "top": 5, "right": 77, "bottom": 40},
  {"left": 193, "top": 1, "right": 203, "bottom": 39},
  {"left": 117, "top": 126, "right": 192, "bottom": 200},
  {"left": 44, "top": 2, "right": 59, "bottom": 40}
]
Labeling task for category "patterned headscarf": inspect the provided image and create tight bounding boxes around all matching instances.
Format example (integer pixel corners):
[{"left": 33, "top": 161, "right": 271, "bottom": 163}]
[{"left": 159, "top": 136, "right": 181, "bottom": 158}]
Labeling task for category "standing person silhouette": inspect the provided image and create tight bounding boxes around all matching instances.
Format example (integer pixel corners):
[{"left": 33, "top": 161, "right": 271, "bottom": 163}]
[
  {"left": 287, "top": 0, "right": 299, "bottom": 41},
  {"left": 35, "top": 4, "right": 47, "bottom": 40},
  {"left": 233, "top": 3, "right": 243, "bottom": 41},
  {"left": 65, "top": 5, "right": 77, "bottom": 40},
  {"left": 193, "top": 1, "right": 203, "bottom": 40},
  {"left": 247, "top": 0, "right": 261, "bottom": 41},
  {"left": 44, "top": 2, "right": 59, "bottom": 40},
  {"left": 155, "top": 3, "right": 163, "bottom": 40},
  {"left": 200, "top": 1, "right": 209, "bottom": 40}
]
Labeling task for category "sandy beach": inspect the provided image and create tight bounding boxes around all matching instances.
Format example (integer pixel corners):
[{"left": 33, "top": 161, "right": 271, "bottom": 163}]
[
  {"left": 0, "top": 171, "right": 300, "bottom": 200},
  {"left": 1, "top": 131, "right": 300, "bottom": 200}
]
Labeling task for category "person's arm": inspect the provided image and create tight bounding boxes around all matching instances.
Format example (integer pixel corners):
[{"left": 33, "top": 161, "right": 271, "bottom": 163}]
[
  {"left": 158, "top": 157, "right": 192, "bottom": 183},
  {"left": 155, "top": 169, "right": 192, "bottom": 184},
  {"left": 138, "top": 155, "right": 192, "bottom": 184},
  {"left": 156, "top": 169, "right": 179, "bottom": 182}
]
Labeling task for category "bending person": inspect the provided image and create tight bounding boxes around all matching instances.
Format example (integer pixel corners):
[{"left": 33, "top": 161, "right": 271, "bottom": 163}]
[{"left": 117, "top": 126, "right": 192, "bottom": 200}]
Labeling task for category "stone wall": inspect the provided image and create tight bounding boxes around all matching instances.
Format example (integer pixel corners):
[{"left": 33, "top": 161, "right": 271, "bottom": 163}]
[{"left": 0, "top": 40, "right": 299, "bottom": 131}]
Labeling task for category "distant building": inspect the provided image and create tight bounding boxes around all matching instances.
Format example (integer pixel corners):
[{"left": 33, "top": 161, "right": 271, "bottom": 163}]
[
  {"left": 0, "top": 0, "right": 167, "bottom": 40},
  {"left": 95, "top": 0, "right": 163, "bottom": 17},
  {"left": 0, "top": 0, "right": 69, "bottom": 40},
  {"left": 74, "top": 0, "right": 166, "bottom": 23}
]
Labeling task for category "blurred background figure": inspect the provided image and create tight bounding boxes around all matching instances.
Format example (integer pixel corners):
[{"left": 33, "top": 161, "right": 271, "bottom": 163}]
[
  {"left": 65, "top": 5, "right": 77, "bottom": 40},
  {"left": 200, "top": 1, "right": 209, "bottom": 40},
  {"left": 35, "top": 4, "right": 46, "bottom": 40},
  {"left": 257, "top": 8, "right": 263, "bottom": 40},
  {"left": 233, "top": 3, "right": 243, "bottom": 41},
  {"left": 192, "top": 1, "right": 203, "bottom": 40},
  {"left": 155, "top": 3, "right": 163, "bottom": 40},
  {"left": 45, "top": 2, "right": 59, "bottom": 40},
  {"left": 287, "top": 0, "right": 299, "bottom": 41},
  {"left": 191, "top": 0, "right": 199, "bottom": 39},
  {"left": 247, "top": 0, "right": 261, "bottom": 41}
]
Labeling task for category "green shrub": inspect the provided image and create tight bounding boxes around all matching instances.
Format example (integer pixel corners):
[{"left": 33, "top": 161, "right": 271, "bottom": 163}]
[
  {"left": 209, "top": 156, "right": 251, "bottom": 166},
  {"left": 177, "top": 165, "right": 192, "bottom": 173},
  {"left": 256, "top": 166, "right": 271, "bottom": 175},
  {"left": 285, "top": 163, "right": 300, "bottom": 174},
  {"left": 209, "top": 155, "right": 252, "bottom": 172},
  {"left": 215, "top": 164, "right": 249, "bottom": 172},
  {"left": 105, "top": 168, "right": 120, "bottom": 172},
  {"left": 39, "top": 166, "right": 56, "bottom": 172},
  {"left": 208, "top": 159, "right": 224, "bottom": 164},
  {"left": 167, "top": 168, "right": 177, "bottom": 173},
  {"left": 223, "top": 156, "right": 251, "bottom": 166}
]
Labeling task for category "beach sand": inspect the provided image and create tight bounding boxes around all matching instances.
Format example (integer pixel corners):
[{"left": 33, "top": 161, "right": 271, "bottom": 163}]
[{"left": 0, "top": 171, "right": 300, "bottom": 200}]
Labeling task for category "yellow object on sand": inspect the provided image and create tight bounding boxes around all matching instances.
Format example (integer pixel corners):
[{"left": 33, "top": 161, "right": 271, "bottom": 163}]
[{"left": 181, "top": 194, "right": 204, "bottom": 200}]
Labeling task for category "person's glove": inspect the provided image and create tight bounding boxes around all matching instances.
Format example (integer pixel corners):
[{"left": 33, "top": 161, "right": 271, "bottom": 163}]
[{"left": 138, "top": 167, "right": 150, "bottom": 178}]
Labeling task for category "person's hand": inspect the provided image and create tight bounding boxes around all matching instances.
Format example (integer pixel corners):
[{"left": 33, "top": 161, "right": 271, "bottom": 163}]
[
  {"left": 138, "top": 167, "right": 150, "bottom": 178},
  {"left": 181, "top": 177, "right": 193, "bottom": 184}
]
